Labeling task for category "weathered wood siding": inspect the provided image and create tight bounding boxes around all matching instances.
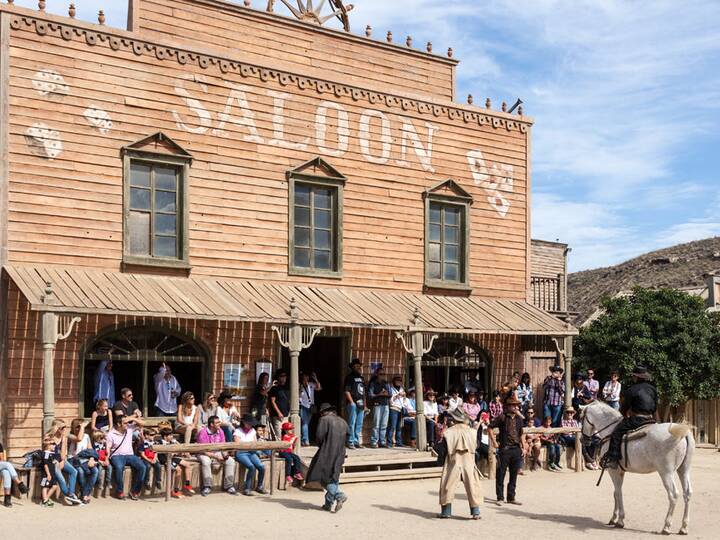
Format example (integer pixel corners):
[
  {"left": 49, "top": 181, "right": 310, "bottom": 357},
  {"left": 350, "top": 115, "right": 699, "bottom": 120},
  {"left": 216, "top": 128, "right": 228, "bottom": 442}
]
[
  {"left": 1, "top": 5, "right": 530, "bottom": 301},
  {"left": 137, "top": 0, "right": 458, "bottom": 102},
  {"left": 1, "top": 280, "right": 523, "bottom": 458},
  {"left": 531, "top": 239, "right": 566, "bottom": 277}
]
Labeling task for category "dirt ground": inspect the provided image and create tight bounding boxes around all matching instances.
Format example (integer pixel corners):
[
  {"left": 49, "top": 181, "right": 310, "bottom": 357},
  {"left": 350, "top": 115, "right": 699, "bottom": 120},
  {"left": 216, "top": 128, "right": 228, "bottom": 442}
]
[{"left": 2, "top": 448, "right": 717, "bottom": 539}]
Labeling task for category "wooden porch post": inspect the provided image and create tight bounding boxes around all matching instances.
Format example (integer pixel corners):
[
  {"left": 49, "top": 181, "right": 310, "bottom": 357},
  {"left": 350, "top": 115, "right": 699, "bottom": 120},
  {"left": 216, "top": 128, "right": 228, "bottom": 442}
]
[{"left": 563, "top": 337, "right": 573, "bottom": 411}]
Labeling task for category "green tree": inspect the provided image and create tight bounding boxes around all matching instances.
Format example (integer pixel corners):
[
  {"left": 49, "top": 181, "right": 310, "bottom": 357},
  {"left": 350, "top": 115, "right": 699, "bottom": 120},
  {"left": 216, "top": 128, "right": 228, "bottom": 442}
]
[{"left": 575, "top": 287, "right": 720, "bottom": 419}]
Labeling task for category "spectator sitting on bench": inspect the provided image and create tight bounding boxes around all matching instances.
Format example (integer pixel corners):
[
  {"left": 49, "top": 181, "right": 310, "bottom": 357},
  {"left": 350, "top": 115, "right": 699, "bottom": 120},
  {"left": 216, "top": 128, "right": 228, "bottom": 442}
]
[
  {"left": 560, "top": 408, "right": 600, "bottom": 470},
  {"left": 254, "top": 423, "right": 272, "bottom": 458},
  {"left": 279, "top": 422, "right": 304, "bottom": 486},
  {"left": 137, "top": 429, "right": 162, "bottom": 492},
  {"left": 523, "top": 407, "right": 542, "bottom": 471},
  {"left": 233, "top": 414, "right": 268, "bottom": 496},
  {"left": 402, "top": 389, "right": 418, "bottom": 448},
  {"left": 475, "top": 412, "right": 490, "bottom": 464},
  {"left": 196, "top": 415, "right": 238, "bottom": 497},
  {"left": 157, "top": 428, "right": 195, "bottom": 499},
  {"left": 540, "top": 416, "right": 563, "bottom": 471},
  {"left": 106, "top": 413, "right": 146, "bottom": 500},
  {"left": 92, "top": 431, "right": 112, "bottom": 497},
  {"left": 0, "top": 440, "right": 28, "bottom": 507}
]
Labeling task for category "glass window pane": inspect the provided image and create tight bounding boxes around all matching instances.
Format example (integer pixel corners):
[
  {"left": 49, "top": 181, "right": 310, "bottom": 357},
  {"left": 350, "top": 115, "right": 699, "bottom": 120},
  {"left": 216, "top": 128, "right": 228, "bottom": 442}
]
[
  {"left": 444, "top": 263, "right": 459, "bottom": 282},
  {"left": 128, "top": 211, "right": 150, "bottom": 255},
  {"left": 445, "top": 225, "right": 459, "bottom": 244},
  {"left": 428, "top": 243, "right": 441, "bottom": 262},
  {"left": 295, "top": 185, "right": 310, "bottom": 206},
  {"left": 294, "top": 227, "right": 310, "bottom": 248},
  {"left": 155, "top": 167, "right": 177, "bottom": 191},
  {"left": 295, "top": 206, "right": 310, "bottom": 227},
  {"left": 429, "top": 204, "right": 441, "bottom": 224},
  {"left": 445, "top": 245, "right": 459, "bottom": 263},
  {"left": 314, "top": 229, "right": 331, "bottom": 250},
  {"left": 155, "top": 190, "right": 176, "bottom": 213},
  {"left": 429, "top": 262, "right": 441, "bottom": 280},
  {"left": 314, "top": 250, "right": 331, "bottom": 270},
  {"left": 445, "top": 207, "right": 461, "bottom": 226},
  {"left": 130, "top": 188, "right": 150, "bottom": 210},
  {"left": 294, "top": 247, "right": 310, "bottom": 268},
  {"left": 130, "top": 163, "right": 151, "bottom": 187},
  {"left": 314, "top": 189, "right": 332, "bottom": 209},
  {"left": 429, "top": 224, "right": 441, "bottom": 242},
  {"left": 315, "top": 209, "right": 332, "bottom": 229},
  {"left": 153, "top": 236, "right": 177, "bottom": 258},
  {"left": 155, "top": 214, "right": 177, "bottom": 236}
]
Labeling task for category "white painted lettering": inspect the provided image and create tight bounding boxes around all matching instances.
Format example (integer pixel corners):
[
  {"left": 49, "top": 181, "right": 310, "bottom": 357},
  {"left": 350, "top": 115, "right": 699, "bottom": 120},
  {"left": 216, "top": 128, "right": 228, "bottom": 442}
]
[
  {"left": 397, "top": 118, "right": 438, "bottom": 173},
  {"left": 172, "top": 75, "right": 212, "bottom": 135},
  {"left": 268, "top": 90, "right": 309, "bottom": 150},
  {"left": 214, "top": 83, "right": 264, "bottom": 143},
  {"left": 466, "top": 149, "right": 514, "bottom": 217},
  {"left": 315, "top": 101, "right": 350, "bottom": 157},
  {"left": 359, "top": 110, "right": 392, "bottom": 164}
]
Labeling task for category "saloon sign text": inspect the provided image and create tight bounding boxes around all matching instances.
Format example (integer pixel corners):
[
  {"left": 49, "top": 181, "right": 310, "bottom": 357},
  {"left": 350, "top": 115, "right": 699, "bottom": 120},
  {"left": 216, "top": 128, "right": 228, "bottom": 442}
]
[{"left": 171, "top": 75, "right": 515, "bottom": 217}]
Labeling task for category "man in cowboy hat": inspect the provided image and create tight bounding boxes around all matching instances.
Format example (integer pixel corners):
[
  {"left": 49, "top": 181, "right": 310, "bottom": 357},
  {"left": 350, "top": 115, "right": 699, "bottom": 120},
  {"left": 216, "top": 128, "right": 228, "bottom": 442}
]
[
  {"left": 543, "top": 365, "right": 565, "bottom": 427},
  {"left": 438, "top": 408, "right": 483, "bottom": 519},
  {"left": 601, "top": 365, "right": 657, "bottom": 469},
  {"left": 489, "top": 395, "right": 527, "bottom": 506},
  {"left": 306, "top": 403, "right": 349, "bottom": 512}
]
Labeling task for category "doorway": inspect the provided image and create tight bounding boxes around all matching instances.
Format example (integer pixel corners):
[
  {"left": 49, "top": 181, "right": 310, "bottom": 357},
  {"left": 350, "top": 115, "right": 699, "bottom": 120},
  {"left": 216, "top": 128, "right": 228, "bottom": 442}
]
[{"left": 419, "top": 337, "right": 491, "bottom": 395}]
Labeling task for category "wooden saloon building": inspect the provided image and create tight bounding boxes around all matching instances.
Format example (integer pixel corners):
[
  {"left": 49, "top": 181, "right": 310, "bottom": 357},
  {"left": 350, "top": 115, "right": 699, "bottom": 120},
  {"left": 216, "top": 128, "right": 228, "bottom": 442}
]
[{"left": 0, "top": 0, "right": 576, "bottom": 456}]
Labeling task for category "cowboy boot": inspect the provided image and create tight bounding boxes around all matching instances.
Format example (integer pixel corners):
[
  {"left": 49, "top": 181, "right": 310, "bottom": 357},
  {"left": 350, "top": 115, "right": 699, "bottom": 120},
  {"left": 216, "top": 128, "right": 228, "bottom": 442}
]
[
  {"left": 470, "top": 506, "right": 481, "bottom": 520},
  {"left": 439, "top": 504, "right": 452, "bottom": 518}
]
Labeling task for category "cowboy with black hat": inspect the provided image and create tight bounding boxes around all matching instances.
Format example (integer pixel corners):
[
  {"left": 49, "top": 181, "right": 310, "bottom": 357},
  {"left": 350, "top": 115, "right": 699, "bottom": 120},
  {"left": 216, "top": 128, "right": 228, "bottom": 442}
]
[
  {"left": 601, "top": 365, "right": 658, "bottom": 469},
  {"left": 489, "top": 394, "right": 527, "bottom": 506}
]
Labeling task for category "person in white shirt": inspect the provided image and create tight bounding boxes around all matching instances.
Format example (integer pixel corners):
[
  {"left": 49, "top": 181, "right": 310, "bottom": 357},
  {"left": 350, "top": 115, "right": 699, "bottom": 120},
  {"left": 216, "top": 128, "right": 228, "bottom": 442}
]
[
  {"left": 423, "top": 390, "right": 439, "bottom": 445},
  {"left": 387, "top": 376, "right": 406, "bottom": 447},
  {"left": 154, "top": 363, "right": 181, "bottom": 416},
  {"left": 233, "top": 414, "right": 267, "bottom": 496},
  {"left": 448, "top": 388, "right": 463, "bottom": 412},
  {"left": 402, "top": 389, "right": 418, "bottom": 448},
  {"left": 602, "top": 371, "right": 622, "bottom": 409},
  {"left": 300, "top": 372, "right": 322, "bottom": 446}
]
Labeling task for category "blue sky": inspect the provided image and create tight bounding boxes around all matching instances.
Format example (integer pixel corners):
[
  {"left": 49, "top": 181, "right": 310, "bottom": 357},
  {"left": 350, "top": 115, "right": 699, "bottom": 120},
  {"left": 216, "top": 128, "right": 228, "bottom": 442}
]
[{"left": 14, "top": 0, "right": 720, "bottom": 272}]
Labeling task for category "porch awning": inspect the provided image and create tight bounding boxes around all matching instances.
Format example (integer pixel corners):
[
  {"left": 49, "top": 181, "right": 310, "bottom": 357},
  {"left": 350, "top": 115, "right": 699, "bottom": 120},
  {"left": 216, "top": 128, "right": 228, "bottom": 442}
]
[{"left": 3, "top": 265, "right": 577, "bottom": 336}]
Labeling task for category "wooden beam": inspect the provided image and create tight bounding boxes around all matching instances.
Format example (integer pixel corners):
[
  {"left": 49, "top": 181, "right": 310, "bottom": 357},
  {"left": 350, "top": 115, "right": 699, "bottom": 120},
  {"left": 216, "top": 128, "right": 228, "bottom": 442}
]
[
  {"left": 127, "top": 0, "right": 141, "bottom": 32},
  {"left": 152, "top": 441, "right": 288, "bottom": 453},
  {"left": 0, "top": 13, "right": 9, "bottom": 267}
]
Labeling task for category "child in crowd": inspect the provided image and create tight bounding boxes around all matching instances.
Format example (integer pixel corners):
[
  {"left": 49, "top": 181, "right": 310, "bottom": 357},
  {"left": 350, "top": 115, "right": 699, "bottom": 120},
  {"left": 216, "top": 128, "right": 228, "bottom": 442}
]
[
  {"left": 489, "top": 391, "right": 504, "bottom": 421},
  {"left": 279, "top": 423, "right": 304, "bottom": 486},
  {"left": 254, "top": 424, "right": 272, "bottom": 458},
  {"left": 90, "top": 399, "right": 113, "bottom": 433},
  {"left": 40, "top": 438, "right": 60, "bottom": 507},
  {"left": 540, "top": 416, "right": 563, "bottom": 471},
  {"left": 157, "top": 428, "right": 194, "bottom": 498},
  {"left": 92, "top": 431, "right": 112, "bottom": 496},
  {"left": 475, "top": 412, "right": 490, "bottom": 464},
  {"left": 523, "top": 407, "right": 542, "bottom": 471},
  {"left": 138, "top": 430, "right": 163, "bottom": 491},
  {"left": 448, "top": 388, "right": 463, "bottom": 412}
]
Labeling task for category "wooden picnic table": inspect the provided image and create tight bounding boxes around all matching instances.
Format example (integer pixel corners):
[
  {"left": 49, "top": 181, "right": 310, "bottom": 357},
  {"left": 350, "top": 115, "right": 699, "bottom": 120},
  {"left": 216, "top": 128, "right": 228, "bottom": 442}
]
[{"left": 153, "top": 441, "right": 289, "bottom": 501}]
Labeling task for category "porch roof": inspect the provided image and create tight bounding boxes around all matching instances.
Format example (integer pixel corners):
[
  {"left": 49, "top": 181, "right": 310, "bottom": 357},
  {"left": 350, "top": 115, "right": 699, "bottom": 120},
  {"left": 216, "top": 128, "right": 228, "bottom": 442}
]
[{"left": 4, "top": 265, "right": 577, "bottom": 336}]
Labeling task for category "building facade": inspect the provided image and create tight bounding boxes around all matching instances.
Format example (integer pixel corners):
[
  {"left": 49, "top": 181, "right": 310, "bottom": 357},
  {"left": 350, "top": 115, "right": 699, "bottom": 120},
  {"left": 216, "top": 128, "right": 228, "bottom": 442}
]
[{"left": 0, "top": 0, "right": 575, "bottom": 456}]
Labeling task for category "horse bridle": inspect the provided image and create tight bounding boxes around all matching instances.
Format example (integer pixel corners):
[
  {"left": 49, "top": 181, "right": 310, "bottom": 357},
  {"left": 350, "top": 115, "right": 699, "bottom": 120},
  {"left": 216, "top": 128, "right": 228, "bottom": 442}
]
[{"left": 581, "top": 410, "right": 622, "bottom": 446}]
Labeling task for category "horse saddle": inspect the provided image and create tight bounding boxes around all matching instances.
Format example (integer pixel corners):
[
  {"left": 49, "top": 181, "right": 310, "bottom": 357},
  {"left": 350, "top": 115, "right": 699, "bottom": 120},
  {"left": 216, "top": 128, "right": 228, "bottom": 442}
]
[{"left": 621, "top": 424, "right": 653, "bottom": 468}]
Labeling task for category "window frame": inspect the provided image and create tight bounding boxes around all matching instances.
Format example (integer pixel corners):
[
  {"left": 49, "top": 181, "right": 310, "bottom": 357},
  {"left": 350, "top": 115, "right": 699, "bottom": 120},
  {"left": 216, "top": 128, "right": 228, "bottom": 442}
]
[
  {"left": 288, "top": 170, "right": 345, "bottom": 279},
  {"left": 423, "top": 183, "right": 472, "bottom": 291},
  {"left": 121, "top": 149, "right": 191, "bottom": 270}
]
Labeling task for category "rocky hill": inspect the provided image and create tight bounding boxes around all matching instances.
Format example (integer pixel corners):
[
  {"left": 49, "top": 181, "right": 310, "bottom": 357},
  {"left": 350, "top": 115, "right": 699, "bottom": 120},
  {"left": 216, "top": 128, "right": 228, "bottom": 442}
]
[{"left": 568, "top": 237, "right": 720, "bottom": 325}]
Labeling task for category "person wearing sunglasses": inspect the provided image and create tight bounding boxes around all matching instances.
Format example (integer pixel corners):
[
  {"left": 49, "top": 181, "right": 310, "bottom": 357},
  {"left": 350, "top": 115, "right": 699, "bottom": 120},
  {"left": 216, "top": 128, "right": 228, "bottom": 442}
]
[{"left": 113, "top": 388, "right": 142, "bottom": 419}]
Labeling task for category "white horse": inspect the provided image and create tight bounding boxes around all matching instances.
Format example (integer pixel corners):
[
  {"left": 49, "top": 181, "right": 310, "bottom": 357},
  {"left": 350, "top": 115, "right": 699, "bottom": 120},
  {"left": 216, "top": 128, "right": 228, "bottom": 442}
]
[{"left": 581, "top": 401, "right": 694, "bottom": 535}]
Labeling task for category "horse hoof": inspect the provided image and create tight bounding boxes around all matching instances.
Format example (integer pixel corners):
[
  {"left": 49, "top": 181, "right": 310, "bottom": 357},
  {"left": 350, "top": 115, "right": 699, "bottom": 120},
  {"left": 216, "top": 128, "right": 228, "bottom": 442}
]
[
  {"left": 661, "top": 530, "right": 671, "bottom": 536},
  {"left": 678, "top": 530, "right": 688, "bottom": 536}
]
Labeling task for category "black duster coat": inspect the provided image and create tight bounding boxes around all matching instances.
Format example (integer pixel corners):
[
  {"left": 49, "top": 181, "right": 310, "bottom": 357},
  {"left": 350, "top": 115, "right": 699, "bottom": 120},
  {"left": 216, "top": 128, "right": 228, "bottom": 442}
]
[{"left": 306, "top": 413, "right": 348, "bottom": 486}]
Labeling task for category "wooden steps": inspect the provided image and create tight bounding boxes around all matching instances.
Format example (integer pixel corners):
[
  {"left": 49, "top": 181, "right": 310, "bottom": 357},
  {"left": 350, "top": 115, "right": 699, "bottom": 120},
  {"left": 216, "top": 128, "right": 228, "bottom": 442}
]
[{"left": 341, "top": 466, "right": 444, "bottom": 484}]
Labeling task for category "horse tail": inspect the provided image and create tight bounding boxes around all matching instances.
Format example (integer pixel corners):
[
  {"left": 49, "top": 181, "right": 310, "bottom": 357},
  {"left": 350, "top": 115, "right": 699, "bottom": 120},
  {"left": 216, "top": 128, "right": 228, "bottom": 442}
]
[{"left": 668, "top": 423, "right": 693, "bottom": 439}]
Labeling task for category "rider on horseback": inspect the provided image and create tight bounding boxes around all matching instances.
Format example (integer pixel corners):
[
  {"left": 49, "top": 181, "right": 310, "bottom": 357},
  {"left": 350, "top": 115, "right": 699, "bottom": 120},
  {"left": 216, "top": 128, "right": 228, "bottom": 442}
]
[{"left": 601, "top": 365, "right": 658, "bottom": 469}]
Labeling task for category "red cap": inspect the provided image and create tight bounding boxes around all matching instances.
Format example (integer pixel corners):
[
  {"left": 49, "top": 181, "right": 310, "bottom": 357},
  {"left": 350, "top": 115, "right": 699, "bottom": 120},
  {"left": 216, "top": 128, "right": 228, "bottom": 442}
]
[{"left": 281, "top": 422, "right": 294, "bottom": 432}]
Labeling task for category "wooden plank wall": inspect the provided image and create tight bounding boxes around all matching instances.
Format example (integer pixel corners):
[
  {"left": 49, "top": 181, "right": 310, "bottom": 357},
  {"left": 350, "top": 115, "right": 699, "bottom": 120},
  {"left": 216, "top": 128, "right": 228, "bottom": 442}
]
[
  {"left": 137, "top": 0, "right": 457, "bottom": 102},
  {"left": 531, "top": 239, "right": 566, "bottom": 277},
  {"left": 4, "top": 13, "right": 530, "bottom": 300},
  {"left": 1, "top": 280, "right": 526, "bottom": 457}
]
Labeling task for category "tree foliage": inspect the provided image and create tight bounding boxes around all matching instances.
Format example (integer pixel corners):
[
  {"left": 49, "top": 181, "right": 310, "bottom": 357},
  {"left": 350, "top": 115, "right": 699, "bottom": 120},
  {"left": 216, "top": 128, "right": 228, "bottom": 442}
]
[{"left": 575, "top": 287, "right": 720, "bottom": 408}]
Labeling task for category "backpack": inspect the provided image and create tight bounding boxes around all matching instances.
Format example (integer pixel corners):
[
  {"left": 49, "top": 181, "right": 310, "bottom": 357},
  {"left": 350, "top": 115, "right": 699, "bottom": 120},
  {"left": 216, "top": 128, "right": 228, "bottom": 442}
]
[{"left": 23, "top": 449, "right": 43, "bottom": 469}]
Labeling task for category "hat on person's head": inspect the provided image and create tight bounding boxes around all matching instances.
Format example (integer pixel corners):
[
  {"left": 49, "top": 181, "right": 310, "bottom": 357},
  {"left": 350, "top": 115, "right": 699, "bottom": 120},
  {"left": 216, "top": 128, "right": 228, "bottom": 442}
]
[
  {"left": 564, "top": 408, "right": 576, "bottom": 416},
  {"left": 575, "top": 372, "right": 585, "bottom": 381},
  {"left": 425, "top": 389, "right": 436, "bottom": 398},
  {"left": 241, "top": 413, "right": 256, "bottom": 425},
  {"left": 318, "top": 402, "right": 336, "bottom": 414},
  {"left": 448, "top": 408, "right": 470, "bottom": 424},
  {"left": 281, "top": 422, "right": 294, "bottom": 432},
  {"left": 350, "top": 358, "right": 362, "bottom": 368},
  {"left": 505, "top": 395, "right": 521, "bottom": 407},
  {"left": 479, "top": 411, "right": 490, "bottom": 423},
  {"left": 632, "top": 365, "right": 652, "bottom": 380},
  {"left": 550, "top": 365, "right": 564, "bottom": 374}
]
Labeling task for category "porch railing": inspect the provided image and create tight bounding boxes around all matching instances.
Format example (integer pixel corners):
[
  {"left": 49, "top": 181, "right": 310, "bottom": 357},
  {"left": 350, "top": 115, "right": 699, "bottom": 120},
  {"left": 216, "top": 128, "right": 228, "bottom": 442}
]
[{"left": 531, "top": 274, "right": 565, "bottom": 313}]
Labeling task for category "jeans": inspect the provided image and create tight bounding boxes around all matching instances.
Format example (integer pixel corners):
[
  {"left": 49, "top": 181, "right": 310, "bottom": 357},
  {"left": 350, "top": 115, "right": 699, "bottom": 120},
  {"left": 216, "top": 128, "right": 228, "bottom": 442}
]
[
  {"left": 54, "top": 461, "right": 78, "bottom": 497},
  {"left": 234, "top": 451, "right": 265, "bottom": 491},
  {"left": 271, "top": 416, "right": 288, "bottom": 441},
  {"left": 543, "top": 404, "right": 563, "bottom": 427},
  {"left": 109, "top": 454, "right": 146, "bottom": 496},
  {"left": 96, "top": 463, "right": 112, "bottom": 489},
  {"left": 300, "top": 406, "right": 312, "bottom": 445},
  {"left": 546, "top": 443, "right": 562, "bottom": 465},
  {"left": 221, "top": 425, "right": 234, "bottom": 444},
  {"left": 387, "top": 409, "right": 403, "bottom": 446},
  {"left": 279, "top": 451, "right": 303, "bottom": 477},
  {"left": 0, "top": 462, "right": 18, "bottom": 490},
  {"left": 371, "top": 405, "right": 389, "bottom": 446},
  {"left": 324, "top": 481, "right": 345, "bottom": 507},
  {"left": 141, "top": 460, "right": 163, "bottom": 486},
  {"left": 608, "top": 401, "right": 620, "bottom": 410},
  {"left": 426, "top": 418, "right": 437, "bottom": 444},
  {"left": 496, "top": 446, "right": 523, "bottom": 501},
  {"left": 346, "top": 403, "right": 364, "bottom": 446},
  {"left": 197, "top": 455, "right": 236, "bottom": 490},
  {"left": 77, "top": 464, "right": 100, "bottom": 497},
  {"left": 403, "top": 417, "right": 417, "bottom": 440}
]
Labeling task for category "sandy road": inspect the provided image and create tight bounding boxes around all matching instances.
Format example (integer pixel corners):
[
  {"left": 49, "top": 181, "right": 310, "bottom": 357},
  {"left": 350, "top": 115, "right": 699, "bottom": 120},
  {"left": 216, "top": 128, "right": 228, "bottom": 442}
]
[{"left": 2, "top": 448, "right": 717, "bottom": 539}]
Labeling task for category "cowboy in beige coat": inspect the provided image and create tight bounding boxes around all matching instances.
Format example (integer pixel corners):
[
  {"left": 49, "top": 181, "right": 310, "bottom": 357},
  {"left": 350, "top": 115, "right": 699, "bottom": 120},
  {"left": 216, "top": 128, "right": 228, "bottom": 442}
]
[{"left": 438, "top": 409, "right": 483, "bottom": 519}]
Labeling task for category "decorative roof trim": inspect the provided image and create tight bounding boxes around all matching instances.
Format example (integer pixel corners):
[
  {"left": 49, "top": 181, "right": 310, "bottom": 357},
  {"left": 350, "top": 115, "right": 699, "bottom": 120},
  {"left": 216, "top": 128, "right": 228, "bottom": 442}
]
[
  {"left": 287, "top": 156, "right": 347, "bottom": 182},
  {"left": 121, "top": 132, "right": 193, "bottom": 159},
  {"left": 423, "top": 179, "right": 474, "bottom": 203},
  {"left": 5, "top": 11, "right": 531, "bottom": 134}
]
